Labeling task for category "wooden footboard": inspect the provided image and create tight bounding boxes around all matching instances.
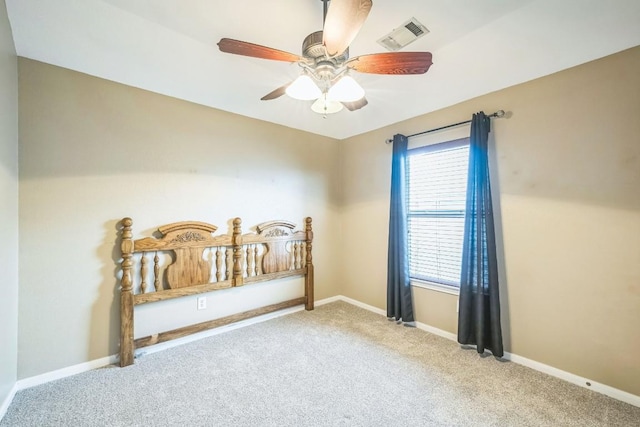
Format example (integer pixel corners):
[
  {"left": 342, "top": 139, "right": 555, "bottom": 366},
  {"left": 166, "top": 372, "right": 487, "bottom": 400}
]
[{"left": 118, "top": 217, "right": 314, "bottom": 367}]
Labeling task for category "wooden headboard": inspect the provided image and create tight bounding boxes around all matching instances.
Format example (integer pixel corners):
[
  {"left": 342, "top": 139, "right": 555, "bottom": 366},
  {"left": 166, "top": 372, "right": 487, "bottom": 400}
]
[{"left": 119, "top": 217, "right": 314, "bottom": 367}]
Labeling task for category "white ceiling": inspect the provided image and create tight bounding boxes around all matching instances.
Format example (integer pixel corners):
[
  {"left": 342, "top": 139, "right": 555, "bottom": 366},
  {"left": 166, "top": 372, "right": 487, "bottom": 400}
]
[{"left": 6, "top": 0, "right": 640, "bottom": 139}]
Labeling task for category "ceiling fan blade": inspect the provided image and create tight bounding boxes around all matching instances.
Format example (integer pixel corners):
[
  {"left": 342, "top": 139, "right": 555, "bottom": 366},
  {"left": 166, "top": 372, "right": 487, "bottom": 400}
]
[
  {"left": 342, "top": 97, "right": 368, "bottom": 111},
  {"left": 218, "top": 38, "right": 303, "bottom": 62},
  {"left": 347, "top": 52, "right": 433, "bottom": 75},
  {"left": 322, "top": 0, "right": 372, "bottom": 57},
  {"left": 261, "top": 83, "right": 291, "bottom": 101}
]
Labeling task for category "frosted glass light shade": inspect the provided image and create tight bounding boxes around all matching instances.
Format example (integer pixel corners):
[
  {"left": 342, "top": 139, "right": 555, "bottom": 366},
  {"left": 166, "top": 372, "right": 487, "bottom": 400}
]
[
  {"left": 311, "top": 94, "right": 344, "bottom": 115},
  {"left": 285, "top": 75, "right": 321, "bottom": 100},
  {"left": 327, "top": 75, "right": 365, "bottom": 102}
]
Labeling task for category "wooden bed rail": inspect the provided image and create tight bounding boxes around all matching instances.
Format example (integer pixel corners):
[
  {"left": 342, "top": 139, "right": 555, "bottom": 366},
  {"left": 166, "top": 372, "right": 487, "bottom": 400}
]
[{"left": 119, "top": 217, "right": 314, "bottom": 367}]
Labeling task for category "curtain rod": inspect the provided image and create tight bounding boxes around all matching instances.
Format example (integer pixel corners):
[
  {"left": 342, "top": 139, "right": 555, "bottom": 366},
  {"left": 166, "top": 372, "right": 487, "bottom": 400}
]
[{"left": 385, "top": 110, "right": 505, "bottom": 144}]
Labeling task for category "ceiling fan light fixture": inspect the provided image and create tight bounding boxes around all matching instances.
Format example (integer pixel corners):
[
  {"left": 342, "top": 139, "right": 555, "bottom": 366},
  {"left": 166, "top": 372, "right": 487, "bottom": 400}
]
[
  {"left": 285, "top": 74, "right": 321, "bottom": 100},
  {"left": 327, "top": 75, "right": 365, "bottom": 103},
  {"left": 219, "top": 0, "right": 433, "bottom": 112},
  {"left": 311, "top": 93, "right": 344, "bottom": 115}
]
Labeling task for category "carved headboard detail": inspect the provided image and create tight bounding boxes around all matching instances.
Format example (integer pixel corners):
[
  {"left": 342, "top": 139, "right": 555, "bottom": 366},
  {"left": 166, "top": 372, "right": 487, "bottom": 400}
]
[
  {"left": 253, "top": 220, "right": 301, "bottom": 274},
  {"left": 134, "top": 221, "right": 226, "bottom": 289}
]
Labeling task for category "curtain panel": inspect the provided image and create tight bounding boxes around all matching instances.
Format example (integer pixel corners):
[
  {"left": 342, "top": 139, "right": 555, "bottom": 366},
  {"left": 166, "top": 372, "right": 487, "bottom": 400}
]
[
  {"left": 387, "top": 133, "right": 414, "bottom": 324},
  {"left": 457, "top": 112, "right": 504, "bottom": 357}
]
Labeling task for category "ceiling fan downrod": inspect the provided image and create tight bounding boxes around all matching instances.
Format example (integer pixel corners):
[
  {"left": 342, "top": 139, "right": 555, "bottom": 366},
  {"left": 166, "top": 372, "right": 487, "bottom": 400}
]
[{"left": 322, "top": 0, "right": 329, "bottom": 26}]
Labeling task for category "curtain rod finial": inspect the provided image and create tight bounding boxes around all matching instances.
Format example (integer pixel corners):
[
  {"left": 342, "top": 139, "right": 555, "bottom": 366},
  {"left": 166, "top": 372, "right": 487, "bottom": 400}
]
[{"left": 494, "top": 110, "right": 505, "bottom": 118}]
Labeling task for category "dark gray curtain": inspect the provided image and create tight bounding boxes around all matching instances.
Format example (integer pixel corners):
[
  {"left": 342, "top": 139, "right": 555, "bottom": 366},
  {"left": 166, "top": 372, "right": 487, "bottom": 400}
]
[
  {"left": 457, "top": 112, "right": 503, "bottom": 357},
  {"left": 387, "top": 134, "right": 414, "bottom": 323}
]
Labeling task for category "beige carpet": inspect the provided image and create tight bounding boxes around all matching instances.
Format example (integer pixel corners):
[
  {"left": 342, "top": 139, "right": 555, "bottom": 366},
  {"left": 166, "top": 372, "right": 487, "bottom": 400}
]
[{"left": 2, "top": 301, "right": 638, "bottom": 426}]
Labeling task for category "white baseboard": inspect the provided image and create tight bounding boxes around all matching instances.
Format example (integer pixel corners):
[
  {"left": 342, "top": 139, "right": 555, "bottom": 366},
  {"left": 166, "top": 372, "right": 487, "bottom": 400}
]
[
  {"left": 336, "top": 295, "right": 386, "bottom": 316},
  {"left": 415, "top": 321, "right": 458, "bottom": 342},
  {"left": 336, "top": 295, "right": 458, "bottom": 341},
  {"left": 503, "top": 352, "right": 640, "bottom": 408},
  {"left": 0, "top": 383, "right": 19, "bottom": 422},
  {"left": 16, "top": 354, "right": 118, "bottom": 391},
  {"left": 314, "top": 295, "right": 343, "bottom": 306},
  {"left": 8, "top": 295, "right": 639, "bottom": 410},
  {"left": 334, "top": 295, "right": 640, "bottom": 408}
]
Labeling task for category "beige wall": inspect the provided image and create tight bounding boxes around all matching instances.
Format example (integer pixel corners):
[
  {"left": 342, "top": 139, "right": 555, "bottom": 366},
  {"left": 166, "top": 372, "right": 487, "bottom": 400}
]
[
  {"left": 0, "top": 0, "right": 18, "bottom": 408},
  {"left": 18, "top": 58, "right": 341, "bottom": 378},
  {"left": 340, "top": 46, "right": 640, "bottom": 396}
]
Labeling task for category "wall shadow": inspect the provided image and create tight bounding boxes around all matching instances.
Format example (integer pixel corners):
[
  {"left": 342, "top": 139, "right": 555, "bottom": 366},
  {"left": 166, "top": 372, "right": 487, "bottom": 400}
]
[
  {"left": 488, "top": 129, "right": 511, "bottom": 353},
  {"left": 88, "top": 219, "right": 122, "bottom": 364}
]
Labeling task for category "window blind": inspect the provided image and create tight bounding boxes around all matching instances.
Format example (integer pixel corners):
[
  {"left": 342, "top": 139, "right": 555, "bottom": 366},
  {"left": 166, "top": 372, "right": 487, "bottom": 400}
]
[{"left": 407, "top": 139, "right": 469, "bottom": 287}]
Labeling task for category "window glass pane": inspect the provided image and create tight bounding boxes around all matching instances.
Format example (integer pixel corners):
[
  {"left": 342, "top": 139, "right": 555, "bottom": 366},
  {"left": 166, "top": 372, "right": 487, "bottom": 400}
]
[
  {"left": 407, "top": 141, "right": 469, "bottom": 288},
  {"left": 408, "top": 146, "right": 468, "bottom": 212},
  {"left": 408, "top": 216, "right": 465, "bottom": 286}
]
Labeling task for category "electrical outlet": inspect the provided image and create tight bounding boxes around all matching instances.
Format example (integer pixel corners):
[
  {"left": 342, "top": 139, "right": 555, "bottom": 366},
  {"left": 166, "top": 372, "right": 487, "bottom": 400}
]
[{"left": 197, "top": 296, "right": 207, "bottom": 310}]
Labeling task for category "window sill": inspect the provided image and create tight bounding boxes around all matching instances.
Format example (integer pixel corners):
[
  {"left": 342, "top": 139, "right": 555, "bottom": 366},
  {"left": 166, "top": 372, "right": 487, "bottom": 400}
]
[{"left": 410, "top": 279, "right": 460, "bottom": 296}]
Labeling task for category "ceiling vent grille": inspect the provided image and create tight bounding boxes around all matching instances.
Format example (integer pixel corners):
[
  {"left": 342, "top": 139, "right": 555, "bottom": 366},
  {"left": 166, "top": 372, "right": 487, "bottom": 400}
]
[{"left": 377, "top": 17, "right": 429, "bottom": 51}]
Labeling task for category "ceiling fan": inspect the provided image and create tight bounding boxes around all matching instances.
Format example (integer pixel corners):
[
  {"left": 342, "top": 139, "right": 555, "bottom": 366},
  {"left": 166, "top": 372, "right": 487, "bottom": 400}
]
[{"left": 217, "top": 0, "right": 433, "bottom": 115}]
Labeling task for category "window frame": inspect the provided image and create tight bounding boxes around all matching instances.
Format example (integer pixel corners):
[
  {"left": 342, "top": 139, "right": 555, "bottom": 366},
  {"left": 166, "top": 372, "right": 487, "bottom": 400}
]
[{"left": 406, "top": 137, "right": 470, "bottom": 296}]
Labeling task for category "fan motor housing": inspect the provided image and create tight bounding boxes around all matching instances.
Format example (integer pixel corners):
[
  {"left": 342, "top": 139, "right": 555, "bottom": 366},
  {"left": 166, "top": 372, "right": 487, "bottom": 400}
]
[{"left": 302, "top": 30, "right": 349, "bottom": 63}]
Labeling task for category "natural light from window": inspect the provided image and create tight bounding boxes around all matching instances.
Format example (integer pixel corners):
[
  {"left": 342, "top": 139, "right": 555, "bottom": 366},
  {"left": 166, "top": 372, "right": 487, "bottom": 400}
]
[{"left": 407, "top": 140, "right": 469, "bottom": 288}]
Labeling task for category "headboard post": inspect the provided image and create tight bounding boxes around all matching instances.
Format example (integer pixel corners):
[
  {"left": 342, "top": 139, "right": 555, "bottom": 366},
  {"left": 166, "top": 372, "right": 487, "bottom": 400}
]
[
  {"left": 120, "top": 217, "right": 135, "bottom": 367},
  {"left": 304, "top": 217, "right": 314, "bottom": 310},
  {"left": 232, "top": 217, "right": 244, "bottom": 287}
]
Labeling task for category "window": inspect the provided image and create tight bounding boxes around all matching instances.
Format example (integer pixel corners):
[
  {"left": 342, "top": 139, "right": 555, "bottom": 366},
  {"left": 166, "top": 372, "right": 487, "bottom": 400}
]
[{"left": 407, "top": 138, "right": 469, "bottom": 292}]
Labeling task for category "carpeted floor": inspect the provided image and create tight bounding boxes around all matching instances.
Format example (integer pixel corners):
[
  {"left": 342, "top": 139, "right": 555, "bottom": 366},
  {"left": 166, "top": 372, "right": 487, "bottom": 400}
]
[{"left": 2, "top": 301, "right": 639, "bottom": 426}]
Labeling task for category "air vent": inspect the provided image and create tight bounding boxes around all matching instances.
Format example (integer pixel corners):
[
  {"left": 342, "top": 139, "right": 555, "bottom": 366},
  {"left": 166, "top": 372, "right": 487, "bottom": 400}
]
[{"left": 377, "top": 17, "right": 429, "bottom": 52}]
